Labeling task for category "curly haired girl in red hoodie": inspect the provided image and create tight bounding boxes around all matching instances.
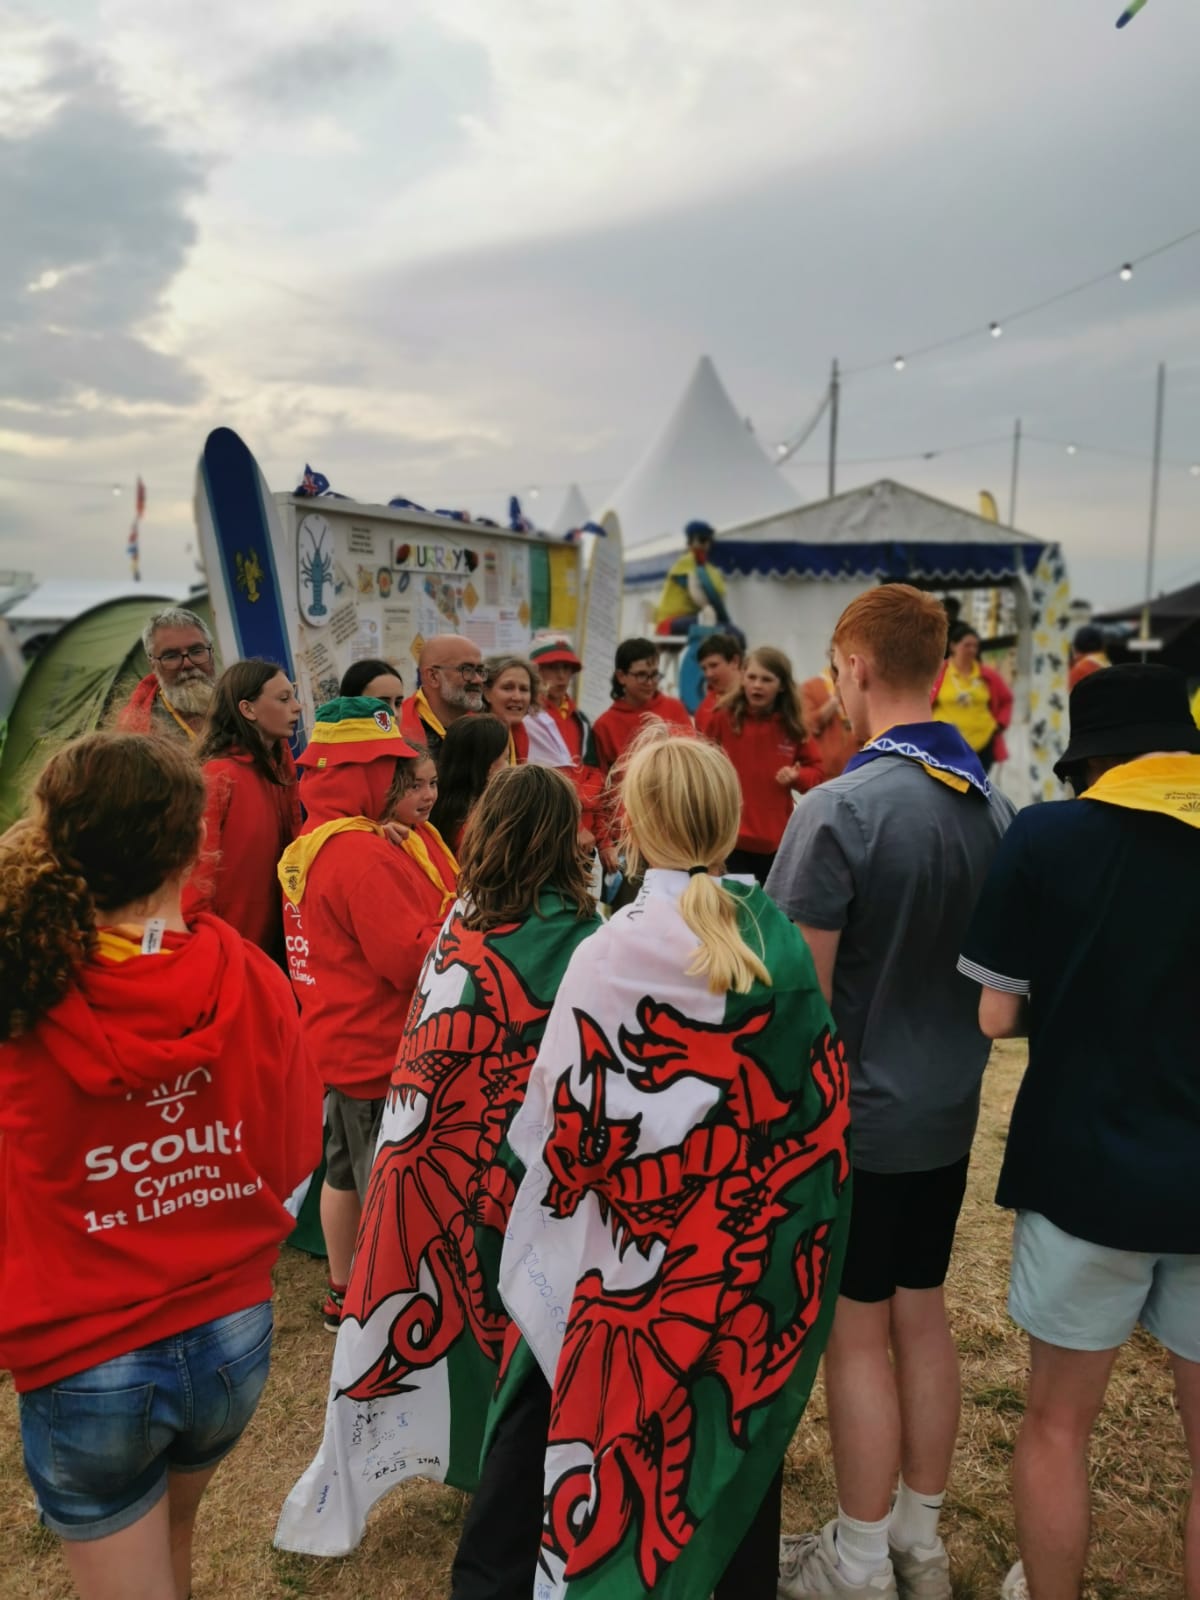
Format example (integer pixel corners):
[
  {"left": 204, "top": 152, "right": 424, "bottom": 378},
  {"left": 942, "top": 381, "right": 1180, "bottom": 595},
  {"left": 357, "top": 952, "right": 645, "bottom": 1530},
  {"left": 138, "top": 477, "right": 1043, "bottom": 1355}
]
[{"left": 0, "top": 732, "right": 322, "bottom": 1600}]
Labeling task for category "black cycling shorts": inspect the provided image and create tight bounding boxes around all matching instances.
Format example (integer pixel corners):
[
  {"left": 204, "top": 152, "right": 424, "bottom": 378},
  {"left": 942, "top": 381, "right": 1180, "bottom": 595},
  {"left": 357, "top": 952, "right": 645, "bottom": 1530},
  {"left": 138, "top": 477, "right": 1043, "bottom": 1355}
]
[{"left": 838, "top": 1155, "right": 970, "bottom": 1303}]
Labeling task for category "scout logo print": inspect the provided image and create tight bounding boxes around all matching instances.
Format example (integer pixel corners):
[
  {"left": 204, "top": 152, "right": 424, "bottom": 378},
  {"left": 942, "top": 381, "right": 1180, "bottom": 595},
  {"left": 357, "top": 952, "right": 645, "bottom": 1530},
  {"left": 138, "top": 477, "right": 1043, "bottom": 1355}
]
[
  {"left": 540, "top": 1001, "right": 850, "bottom": 1589},
  {"left": 146, "top": 1067, "right": 214, "bottom": 1124}
]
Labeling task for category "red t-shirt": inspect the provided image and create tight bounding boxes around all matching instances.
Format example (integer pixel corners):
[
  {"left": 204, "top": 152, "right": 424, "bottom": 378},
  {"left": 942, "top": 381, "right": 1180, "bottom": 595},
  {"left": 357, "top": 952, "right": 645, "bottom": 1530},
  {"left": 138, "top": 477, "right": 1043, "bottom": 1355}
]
[
  {"left": 707, "top": 707, "right": 823, "bottom": 854},
  {"left": 592, "top": 693, "right": 694, "bottom": 777},
  {"left": 285, "top": 823, "right": 458, "bottom": 1098},
  {"left": 694, "top": 690, "right": 721, "bottom": 737},
  {"left": 0, "top": 915, "right": 322, "bottom": 1392},
  {"left": 185, "top": 748, "right": 300, "bottom": 964}
]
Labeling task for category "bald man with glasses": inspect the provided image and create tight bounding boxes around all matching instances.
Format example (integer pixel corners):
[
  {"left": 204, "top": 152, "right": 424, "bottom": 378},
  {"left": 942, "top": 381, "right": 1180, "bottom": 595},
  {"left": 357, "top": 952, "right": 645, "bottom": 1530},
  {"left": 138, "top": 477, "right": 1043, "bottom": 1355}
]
[{"left": 399, "top": 634, "right": 485, "bottom": 757}]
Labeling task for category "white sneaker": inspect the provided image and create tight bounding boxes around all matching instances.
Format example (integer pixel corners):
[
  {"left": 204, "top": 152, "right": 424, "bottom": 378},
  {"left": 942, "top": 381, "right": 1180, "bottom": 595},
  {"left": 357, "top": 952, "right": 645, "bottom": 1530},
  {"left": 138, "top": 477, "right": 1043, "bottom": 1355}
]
[
  {"left": 889, "top": 1539, "right": 951, "bottom": 1600},
  {"left": 779, "top": 1521, "right": 900, "bottom": 1599},
  {"left": 1000, "top": 1560, "right": 1029, "bottom": 1599}
]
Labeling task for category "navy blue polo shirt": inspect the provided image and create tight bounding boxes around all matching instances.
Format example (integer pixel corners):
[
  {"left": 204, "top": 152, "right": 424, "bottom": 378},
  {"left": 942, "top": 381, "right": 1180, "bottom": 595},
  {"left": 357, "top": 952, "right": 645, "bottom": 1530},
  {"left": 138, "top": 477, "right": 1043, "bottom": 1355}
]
[{"left": 959, "top": 795, "right": 1200, "bottom": 1254}]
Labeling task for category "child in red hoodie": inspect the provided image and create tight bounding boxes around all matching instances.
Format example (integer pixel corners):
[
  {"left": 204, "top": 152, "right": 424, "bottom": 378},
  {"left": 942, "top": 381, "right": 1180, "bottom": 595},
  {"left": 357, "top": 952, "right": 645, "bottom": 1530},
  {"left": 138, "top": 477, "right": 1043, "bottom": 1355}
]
[
  {"left": 278, "top": 697, "right": 459, "bottom": 1331},
  {"left": 706, "top": 645, "right": 823, "bottom": 884},
  {"left": 0, "top": 732, "right": 322, "bottom": 1596}
]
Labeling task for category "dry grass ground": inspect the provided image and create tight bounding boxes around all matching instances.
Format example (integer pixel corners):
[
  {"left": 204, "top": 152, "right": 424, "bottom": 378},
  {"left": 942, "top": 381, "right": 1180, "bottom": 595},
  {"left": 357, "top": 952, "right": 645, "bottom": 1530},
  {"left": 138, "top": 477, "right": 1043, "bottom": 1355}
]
[{"left": 0, "top": 1041, "right": 1190, "bottom": 1598}]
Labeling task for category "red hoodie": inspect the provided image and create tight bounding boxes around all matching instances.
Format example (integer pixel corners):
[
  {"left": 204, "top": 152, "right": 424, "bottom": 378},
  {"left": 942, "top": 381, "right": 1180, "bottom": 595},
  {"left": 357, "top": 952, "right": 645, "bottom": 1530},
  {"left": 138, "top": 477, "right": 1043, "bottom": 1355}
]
[
  {"left": 0, "top": 915, "right": 321, "bottom": 1393},
  {"left": 284, "top": 763, "right": 458, "bottom": 1097},
  {"left": 706, "top": 707, "right": 823, "bottom": 854},
  {"left": 184, "top": 747, "right": 301, "bottom": 963},
  {"left": 592, "top": 692, "right": 694, "bottom": 776}
]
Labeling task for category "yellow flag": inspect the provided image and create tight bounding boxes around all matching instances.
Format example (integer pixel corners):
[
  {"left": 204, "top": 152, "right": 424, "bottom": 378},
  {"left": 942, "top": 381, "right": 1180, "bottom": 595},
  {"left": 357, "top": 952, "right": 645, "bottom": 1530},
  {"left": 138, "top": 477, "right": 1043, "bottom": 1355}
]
[{"left": 978, "top": 490, "right": 999, "bottom": 522}]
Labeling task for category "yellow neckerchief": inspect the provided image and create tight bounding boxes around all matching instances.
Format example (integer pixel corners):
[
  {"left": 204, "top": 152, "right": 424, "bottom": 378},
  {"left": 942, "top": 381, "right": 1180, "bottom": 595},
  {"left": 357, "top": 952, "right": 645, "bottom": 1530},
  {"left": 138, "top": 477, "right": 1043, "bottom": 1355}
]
[
  {"left": 869, "top": 724, "right": 970, "bottom": 794},
  {"left": 414, "top": 688, "right": 447, "bottom": 741},
  {"left": 278, "top": 818, "right": 382, "bottom": 905},
  {"left": 400, "top": 822, "right": 459, "bottom": 914},
  {"left": 549, "top": 695, "right": 575, "bottom": 722},
  {"left": 159, "top": 688, "right": 198, "bottom": 742},
  {"left": 1077, "top": 652, "right": 1110, "bottom": 672},
  {"left": 94, "top": 925, "right": 167, "bottom": 963},
  {"left": 506, "top": 728, "right": 518, "bottom": 766},
  {"left": 1082, "top": 754, "right": 1200, "bottom": 830}
]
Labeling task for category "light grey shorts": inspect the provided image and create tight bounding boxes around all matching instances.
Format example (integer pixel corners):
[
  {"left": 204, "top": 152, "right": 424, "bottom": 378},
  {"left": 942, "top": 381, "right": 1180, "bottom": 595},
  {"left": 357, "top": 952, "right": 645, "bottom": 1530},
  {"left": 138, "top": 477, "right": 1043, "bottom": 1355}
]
[{"left": 1009, "top": 1210, "right": 1200, "bottom": 1361}]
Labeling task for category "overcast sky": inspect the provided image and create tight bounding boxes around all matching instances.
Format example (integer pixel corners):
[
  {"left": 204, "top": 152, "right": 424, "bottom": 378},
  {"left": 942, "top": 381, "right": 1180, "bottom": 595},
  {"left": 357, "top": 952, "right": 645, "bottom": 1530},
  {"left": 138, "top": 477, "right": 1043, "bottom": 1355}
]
[{"left": 2, "top": 0, "right": 1198, "bottom": 609}]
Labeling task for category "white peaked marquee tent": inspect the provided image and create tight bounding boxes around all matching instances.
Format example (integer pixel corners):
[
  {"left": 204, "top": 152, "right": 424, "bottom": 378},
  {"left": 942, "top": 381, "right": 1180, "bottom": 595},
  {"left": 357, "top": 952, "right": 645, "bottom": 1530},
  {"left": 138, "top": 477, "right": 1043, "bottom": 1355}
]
[
  {"left": 603, "top": 355, "right": 801, "bottom": 547},
  {"left": 548, "top": 482, "right": 591, "bottom": 536}
]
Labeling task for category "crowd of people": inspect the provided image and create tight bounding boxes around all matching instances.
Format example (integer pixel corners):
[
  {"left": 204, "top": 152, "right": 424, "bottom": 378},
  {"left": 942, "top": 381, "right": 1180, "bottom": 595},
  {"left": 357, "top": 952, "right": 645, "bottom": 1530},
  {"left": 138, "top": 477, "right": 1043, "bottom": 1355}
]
[{"left": 0, "top": 575, "right": 1197, "bottom": 1600}]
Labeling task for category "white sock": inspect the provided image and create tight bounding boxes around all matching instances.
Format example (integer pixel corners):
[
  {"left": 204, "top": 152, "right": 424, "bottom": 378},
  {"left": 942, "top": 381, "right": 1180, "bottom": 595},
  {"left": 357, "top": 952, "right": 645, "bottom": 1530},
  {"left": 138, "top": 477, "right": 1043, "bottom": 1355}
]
[
  {"left": 835, "top": 1507, "right": 891, "bottom": 1583},
  {"left": 888, "top": 1476, "right": 945, "bottom": 1552}
]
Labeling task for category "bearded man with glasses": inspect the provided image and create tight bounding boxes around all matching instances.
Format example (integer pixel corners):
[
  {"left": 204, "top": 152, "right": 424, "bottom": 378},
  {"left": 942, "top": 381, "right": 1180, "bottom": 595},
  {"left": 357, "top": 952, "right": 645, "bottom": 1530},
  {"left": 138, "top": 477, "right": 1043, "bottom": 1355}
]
[
  {"left": 117, "top": 607, "right": 218, "bottom": 741},
  {"left": 399, "top": 633, "right": 486, "bottom": 758}
]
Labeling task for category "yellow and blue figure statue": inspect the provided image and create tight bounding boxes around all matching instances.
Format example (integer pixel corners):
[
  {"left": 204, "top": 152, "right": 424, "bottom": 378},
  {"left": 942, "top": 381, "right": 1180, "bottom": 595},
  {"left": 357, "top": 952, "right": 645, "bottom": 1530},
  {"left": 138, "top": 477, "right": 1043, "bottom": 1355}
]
[{"left": 654, "top": 521, "right": 741, "bottom": 713}]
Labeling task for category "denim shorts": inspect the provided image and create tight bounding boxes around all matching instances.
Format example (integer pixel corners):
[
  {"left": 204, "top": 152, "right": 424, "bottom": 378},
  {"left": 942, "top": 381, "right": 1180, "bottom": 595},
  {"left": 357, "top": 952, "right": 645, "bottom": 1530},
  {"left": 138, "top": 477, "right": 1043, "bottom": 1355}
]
[
  {"left": 19, "top": 1301, "right": 273, "bottom": 1541},
  {"left": 1009, "top": 1211, "right": 1200, "bottom": 1361}
]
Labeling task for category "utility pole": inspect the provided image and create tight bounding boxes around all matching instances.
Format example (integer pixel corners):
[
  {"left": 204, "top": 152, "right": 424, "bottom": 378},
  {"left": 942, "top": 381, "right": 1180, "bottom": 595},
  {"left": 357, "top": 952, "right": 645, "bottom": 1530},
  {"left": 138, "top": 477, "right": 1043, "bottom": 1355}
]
[
  {"left": 828, "top": 358, "right": 840, "bottom": 499},
  {"left": 1138, "top": 362, "right": 1167, "bottom": 658},
  {"left": 1008, "top": 417, "right": 1022, "bottom": 528}
]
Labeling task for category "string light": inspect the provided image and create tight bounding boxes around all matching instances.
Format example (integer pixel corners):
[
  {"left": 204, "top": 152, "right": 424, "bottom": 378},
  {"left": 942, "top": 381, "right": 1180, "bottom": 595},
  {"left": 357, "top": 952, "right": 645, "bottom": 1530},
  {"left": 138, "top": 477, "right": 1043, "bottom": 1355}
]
[
  {"left": 829, "top": 220, "right": 1200, "bottom": 379},
  {"left": 989, "top": 322, "right": 1003, "bottom": 339},
  {"left": 1066, "top": 443, "right": 1078, "bottom": 455},
  {"left": 1192, "top": 465, "right": 1200, "bottom": 477}
]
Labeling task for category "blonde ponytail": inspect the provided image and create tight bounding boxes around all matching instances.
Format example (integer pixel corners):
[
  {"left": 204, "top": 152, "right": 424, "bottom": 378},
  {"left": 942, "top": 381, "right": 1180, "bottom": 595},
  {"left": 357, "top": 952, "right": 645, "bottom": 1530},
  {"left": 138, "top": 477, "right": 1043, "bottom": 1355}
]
[
  {"left": 677, "top": 871, "right": 770, "bottom": 994},
  {"left": 621, "top": 728, "right": 772, "bottom": 996}
]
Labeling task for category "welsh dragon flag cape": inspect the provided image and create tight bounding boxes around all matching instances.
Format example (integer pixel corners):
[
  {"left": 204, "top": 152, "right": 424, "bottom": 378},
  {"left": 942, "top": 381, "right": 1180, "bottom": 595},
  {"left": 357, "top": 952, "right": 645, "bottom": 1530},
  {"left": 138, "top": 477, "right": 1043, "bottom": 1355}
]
[
  {"left": 275, "top": 891, "right": 601, "bottom": 1556},
  {"left": 495, "top": 869, "right": 851, "bottom": 1598}
]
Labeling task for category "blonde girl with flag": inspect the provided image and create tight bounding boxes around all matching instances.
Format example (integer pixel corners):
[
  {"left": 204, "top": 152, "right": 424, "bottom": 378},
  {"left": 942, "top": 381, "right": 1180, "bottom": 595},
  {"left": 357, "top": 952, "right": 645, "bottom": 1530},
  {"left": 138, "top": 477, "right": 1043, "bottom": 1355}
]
[{"left": 449, "top": 730, "right": 852, "bottom": 1600}]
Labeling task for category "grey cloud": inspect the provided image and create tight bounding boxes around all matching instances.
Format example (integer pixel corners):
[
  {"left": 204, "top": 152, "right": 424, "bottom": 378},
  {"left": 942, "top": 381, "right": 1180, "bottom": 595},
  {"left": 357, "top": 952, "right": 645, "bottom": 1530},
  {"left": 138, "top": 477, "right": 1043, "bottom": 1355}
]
[
  {"left": 0, "top": 36, "right": 204, "bottom": 408},
  {"left": 233, "top": 34, "right": 396, "bottom": 107}
]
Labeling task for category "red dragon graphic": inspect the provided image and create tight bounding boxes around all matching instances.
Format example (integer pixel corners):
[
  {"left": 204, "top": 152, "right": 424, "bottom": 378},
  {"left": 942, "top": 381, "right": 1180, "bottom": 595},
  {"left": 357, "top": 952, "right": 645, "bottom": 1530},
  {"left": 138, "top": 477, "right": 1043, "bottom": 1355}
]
[
  {"left": 536, "top": 998, "right": 850, "bottom": 1590},
  {"left": 339, "top": 916, "right": 548, "bottom": 1401}
]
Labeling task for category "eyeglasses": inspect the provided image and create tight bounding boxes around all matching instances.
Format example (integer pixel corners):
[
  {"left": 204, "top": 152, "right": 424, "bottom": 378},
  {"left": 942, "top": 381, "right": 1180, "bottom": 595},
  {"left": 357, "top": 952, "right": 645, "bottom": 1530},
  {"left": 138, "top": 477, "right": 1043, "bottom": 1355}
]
[
  {"left": 153, "top": 644, "right": 214, "bottom": 667},
  {"left": 442, "top": 662, "right": 487, "bottom": 681},
  {"left": 625, "top": 669, "right": 661, "bottom": 684}
]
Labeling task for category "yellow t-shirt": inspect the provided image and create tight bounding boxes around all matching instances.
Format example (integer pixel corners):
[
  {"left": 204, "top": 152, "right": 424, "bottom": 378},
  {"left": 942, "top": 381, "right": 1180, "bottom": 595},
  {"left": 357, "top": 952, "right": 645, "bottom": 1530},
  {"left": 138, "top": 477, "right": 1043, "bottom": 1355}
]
[{"left": 933, "top": 663, "right": 997, "bottom": 753}]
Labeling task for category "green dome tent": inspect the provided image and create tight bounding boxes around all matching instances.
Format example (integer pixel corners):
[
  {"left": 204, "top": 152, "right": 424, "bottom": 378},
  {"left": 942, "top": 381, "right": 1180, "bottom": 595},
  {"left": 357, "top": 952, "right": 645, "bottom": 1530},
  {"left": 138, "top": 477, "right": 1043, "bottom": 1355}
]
[{"left": 0, "top": 591, "right": 215, "bottom": 831}]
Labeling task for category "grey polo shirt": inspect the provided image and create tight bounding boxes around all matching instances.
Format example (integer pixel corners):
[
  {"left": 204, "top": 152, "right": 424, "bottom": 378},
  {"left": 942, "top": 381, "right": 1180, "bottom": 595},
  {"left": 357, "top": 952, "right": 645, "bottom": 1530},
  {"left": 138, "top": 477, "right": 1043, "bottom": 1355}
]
[{"left": 765, "top": 756, "right": 1014, "bottom": 1174}]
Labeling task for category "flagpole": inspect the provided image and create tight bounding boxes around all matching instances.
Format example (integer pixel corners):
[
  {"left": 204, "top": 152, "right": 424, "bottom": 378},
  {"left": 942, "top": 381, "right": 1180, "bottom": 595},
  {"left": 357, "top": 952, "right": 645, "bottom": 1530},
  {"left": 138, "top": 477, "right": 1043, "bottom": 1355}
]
[
  {"left": 1008, "top": 417, "right": 1022, "bottom": 528},
  {"left": 827, "top": 358, "right": 840, "bottom": 498},
  {"left": 1137, "top": 364, "right": 1166, "bottom": 659}
]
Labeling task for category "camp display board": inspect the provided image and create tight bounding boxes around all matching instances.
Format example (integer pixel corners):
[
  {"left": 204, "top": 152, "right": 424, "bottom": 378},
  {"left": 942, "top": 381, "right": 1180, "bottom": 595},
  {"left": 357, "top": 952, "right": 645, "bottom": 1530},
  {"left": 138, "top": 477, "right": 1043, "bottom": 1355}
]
[
  {"left": 576, "top": 509, "right": 625, "bottom": 725},
  {"left": 195, "top": 430, "right": 584, "bottom": 744}
]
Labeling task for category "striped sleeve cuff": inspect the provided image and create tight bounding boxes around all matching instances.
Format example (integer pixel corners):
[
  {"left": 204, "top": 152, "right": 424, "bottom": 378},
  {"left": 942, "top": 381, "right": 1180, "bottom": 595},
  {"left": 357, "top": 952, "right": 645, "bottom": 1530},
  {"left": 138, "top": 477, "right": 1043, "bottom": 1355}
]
[{"left": 956, "top": 955, "right": 1031, "bottom": 996}]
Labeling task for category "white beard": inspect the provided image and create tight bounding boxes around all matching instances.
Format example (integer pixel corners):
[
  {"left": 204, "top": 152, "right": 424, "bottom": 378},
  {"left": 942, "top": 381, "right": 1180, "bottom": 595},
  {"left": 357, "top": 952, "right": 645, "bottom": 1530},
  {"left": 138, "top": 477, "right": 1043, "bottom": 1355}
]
[{"left": 163, "top": 673, "right": 215, "bottom": 717}]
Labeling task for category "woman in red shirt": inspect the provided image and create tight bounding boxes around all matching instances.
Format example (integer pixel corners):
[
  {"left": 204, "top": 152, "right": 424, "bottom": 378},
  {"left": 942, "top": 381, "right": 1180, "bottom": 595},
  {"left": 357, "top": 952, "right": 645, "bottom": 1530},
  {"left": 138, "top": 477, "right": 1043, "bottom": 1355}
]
[
  {"left": 706, "top": 646, "right": 822, "bottom": 884},
  {"left": 592, "top": 637, "right": 694, "bottom": 778},
  {"left": 189, "top": 659, "right": 302, "bottom": 964},
  {"left": 0, "top": 732, "right": 321, "bottom": 1599}
]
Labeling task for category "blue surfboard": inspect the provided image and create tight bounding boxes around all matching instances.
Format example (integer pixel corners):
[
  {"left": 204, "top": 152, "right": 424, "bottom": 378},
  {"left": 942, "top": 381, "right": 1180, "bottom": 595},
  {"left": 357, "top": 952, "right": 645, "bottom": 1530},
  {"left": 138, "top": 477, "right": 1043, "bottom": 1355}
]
[{"left": 196, "top": 427, "right": 306, "bottom": 750}]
